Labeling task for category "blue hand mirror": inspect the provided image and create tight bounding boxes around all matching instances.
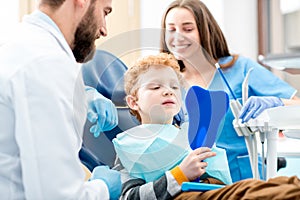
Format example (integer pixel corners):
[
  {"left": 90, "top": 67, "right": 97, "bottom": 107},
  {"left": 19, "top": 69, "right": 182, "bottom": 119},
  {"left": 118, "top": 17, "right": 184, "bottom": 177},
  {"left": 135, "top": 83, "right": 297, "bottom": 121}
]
[{"left": 185, "top": 86, "right": 229, "bottom": 149}]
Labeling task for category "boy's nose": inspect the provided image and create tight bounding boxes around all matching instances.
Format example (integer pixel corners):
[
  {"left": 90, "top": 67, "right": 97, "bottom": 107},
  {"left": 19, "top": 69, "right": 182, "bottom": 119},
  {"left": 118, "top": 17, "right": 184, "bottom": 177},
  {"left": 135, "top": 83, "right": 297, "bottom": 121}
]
[{"left": 163, "top": 88, "right": 174, "bottom": 96}]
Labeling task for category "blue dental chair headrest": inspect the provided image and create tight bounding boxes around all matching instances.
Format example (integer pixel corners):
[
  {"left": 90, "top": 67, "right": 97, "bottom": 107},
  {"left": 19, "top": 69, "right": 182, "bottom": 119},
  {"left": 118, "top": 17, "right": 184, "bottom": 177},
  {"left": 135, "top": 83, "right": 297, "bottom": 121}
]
[{"left": 81, "top": 50, "right": 127, "bottom": 106}]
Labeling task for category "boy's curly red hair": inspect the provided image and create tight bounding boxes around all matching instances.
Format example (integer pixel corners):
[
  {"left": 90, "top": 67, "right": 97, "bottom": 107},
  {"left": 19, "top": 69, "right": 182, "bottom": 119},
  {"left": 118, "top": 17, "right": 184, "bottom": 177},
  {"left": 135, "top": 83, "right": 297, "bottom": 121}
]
[{"left": 124, "top": 53, "right": 182, "bottom": 122}]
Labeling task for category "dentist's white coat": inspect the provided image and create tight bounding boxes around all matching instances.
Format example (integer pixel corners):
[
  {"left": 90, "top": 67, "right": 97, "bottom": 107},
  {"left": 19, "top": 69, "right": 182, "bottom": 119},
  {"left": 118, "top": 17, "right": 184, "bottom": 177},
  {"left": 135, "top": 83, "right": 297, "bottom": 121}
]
[{"left": 0, "top": 11, "right": 109, "bottom": 199}]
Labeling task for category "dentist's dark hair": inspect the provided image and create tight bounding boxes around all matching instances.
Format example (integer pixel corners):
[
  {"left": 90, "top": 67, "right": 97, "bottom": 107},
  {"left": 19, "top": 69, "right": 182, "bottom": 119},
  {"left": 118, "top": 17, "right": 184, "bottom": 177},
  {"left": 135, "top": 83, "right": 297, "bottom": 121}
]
[
  {"left": 39, "top": 0, "right": 66, "bottom": 8},
  {"left": 39, "top": 0, "right": 96, "bottom": 9}
]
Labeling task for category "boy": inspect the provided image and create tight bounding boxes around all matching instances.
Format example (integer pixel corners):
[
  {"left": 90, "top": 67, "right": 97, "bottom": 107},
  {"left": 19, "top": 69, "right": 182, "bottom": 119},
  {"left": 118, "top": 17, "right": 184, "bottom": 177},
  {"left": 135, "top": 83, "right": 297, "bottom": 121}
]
[
  {"left": 113, "top": 53, "right": 226, "bottom": 198},
  {"left": 113, "top": 53, "right": 300, "bottom": 200}
]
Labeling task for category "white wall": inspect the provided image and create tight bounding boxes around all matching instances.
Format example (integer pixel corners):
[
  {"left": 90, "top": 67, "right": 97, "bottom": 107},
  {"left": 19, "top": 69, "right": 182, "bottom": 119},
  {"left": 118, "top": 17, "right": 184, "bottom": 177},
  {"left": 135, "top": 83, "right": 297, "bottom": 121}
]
[
  {"left": 222, "top": 0, "right": 258, "bottom": 60},
  {"left": 140, "top": 0, "right": 258, "bottom": 60},
  {"left": 0, "top": 1, "right": 258, "bottom": 60},
  {"left": 0, "top": 1, "right": 19, "bottom": 45}
]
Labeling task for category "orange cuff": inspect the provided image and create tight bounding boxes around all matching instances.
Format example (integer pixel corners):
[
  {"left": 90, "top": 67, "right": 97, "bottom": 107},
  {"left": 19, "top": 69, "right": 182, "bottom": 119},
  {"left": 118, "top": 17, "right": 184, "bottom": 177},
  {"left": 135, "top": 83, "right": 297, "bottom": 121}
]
[
  {"left": 81, "top": 163, "right": 91, "bottom": 181},
  {"left": 170, "top": 166, "right": 189, "bottom": 185}
]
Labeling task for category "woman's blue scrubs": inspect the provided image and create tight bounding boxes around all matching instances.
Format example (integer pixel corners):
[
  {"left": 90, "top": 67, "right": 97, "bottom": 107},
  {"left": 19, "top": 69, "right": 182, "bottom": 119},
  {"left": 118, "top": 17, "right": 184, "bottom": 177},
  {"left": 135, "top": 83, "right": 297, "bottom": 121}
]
[{"left": 209, "top": 55, "right": 296, "bottom": 182}]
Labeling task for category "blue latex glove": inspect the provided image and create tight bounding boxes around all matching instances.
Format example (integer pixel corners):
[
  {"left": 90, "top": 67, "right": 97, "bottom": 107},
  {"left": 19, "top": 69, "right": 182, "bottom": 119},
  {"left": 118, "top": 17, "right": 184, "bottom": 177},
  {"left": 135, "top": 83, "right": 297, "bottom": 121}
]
[
  {"left": 239, "top": 96, "right": 284, "bottom": 123},
  {"left": 90, "top": 166, "right": 121, "bottom": 200},
  {"left": 86, "top": 86, "right": 118, "bottom": 137}
]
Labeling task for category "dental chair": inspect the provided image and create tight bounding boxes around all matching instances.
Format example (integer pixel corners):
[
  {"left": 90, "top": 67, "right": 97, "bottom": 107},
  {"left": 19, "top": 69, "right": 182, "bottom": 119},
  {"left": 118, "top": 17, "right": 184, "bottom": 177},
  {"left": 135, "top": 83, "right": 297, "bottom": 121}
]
[
  {"left": 79, "top": 50, "right": 139, "bottom": 171},
  {"left": 79, "top": 50, "right": 288, "bottom": 180},
  {"left": 79, "top": 50, "right": 186, "bottom": 171}
]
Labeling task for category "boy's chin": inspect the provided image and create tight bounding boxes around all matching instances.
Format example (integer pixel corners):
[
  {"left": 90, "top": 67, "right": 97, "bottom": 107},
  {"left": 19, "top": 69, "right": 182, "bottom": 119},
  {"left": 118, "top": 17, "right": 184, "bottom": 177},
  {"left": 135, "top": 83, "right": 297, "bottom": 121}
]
[{"left": 149, "top": 117, "right": 173, "bottom": 124}]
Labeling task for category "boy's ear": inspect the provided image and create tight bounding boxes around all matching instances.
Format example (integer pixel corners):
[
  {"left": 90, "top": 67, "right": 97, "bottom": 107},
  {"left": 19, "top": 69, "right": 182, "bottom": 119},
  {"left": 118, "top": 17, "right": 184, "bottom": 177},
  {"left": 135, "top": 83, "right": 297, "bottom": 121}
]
[{"left": 126, "top": 95, "right": 139, "bottom": 110}]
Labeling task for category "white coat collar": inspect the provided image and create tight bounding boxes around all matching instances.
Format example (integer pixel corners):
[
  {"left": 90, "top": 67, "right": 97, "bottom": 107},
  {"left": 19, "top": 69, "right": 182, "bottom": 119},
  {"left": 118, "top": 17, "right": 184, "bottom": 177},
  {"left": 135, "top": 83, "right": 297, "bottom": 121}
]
[{"left": 23, "top": 10, "right": 76, "bottom": 63}]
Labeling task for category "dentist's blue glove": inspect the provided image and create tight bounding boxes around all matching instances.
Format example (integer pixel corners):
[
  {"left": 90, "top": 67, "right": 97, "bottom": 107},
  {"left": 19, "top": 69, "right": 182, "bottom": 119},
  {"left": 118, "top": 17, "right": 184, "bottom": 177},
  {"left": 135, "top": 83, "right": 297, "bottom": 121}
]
[
  {"left": 90, "top": 166, "right": 121, "bottom": 200},
  {"left": 86, "top": 86, "right": 118, "bottom": 137},
  {"left": 239, "top": 96, "right": 284, "bottom": 123}
]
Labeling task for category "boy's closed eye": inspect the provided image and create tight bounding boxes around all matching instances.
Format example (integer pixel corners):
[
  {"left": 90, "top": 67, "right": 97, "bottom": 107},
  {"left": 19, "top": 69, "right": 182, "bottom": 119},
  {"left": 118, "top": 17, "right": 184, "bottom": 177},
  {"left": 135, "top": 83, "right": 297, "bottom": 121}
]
[
  {"left": 145, "top": 83, "right": 161, "bottom": 90},
  {"left": 148, "top": 84, "right": 180, "bottom": 90},
  {"left": 171, "top": 84, "right": 180, "bottom": 90}
]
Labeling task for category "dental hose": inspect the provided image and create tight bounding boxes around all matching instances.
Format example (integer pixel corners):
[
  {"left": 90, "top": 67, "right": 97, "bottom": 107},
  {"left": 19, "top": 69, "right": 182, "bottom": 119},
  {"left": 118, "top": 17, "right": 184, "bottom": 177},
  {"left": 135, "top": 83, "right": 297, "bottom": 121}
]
[
  {"left": 215, "top": 63, "right": 237, "bottom": 100},
  {"left": 260, "top": 123, "right": 267, "bottom": 180}
]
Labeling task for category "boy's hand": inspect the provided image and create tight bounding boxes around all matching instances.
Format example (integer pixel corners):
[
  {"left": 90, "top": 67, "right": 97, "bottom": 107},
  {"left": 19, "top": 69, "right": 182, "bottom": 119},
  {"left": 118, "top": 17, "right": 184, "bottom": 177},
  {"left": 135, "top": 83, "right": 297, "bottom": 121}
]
[{"left": 179, "top": 147, "right": 216, "bottom": 181}]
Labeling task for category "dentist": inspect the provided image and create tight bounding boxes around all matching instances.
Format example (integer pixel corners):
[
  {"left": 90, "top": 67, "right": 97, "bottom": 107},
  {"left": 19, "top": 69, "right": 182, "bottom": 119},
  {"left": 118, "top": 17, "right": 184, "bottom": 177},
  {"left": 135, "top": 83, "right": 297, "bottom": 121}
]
[{"left": 0, "top": 0, "right": 121, "bottom": 199}]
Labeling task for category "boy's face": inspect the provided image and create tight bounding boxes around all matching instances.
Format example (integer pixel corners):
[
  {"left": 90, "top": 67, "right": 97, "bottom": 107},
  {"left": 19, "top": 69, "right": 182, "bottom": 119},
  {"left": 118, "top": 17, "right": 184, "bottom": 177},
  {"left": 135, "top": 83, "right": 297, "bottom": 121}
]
[{"left": 132, "top": 65, "right": 182, "bottom": 124}]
